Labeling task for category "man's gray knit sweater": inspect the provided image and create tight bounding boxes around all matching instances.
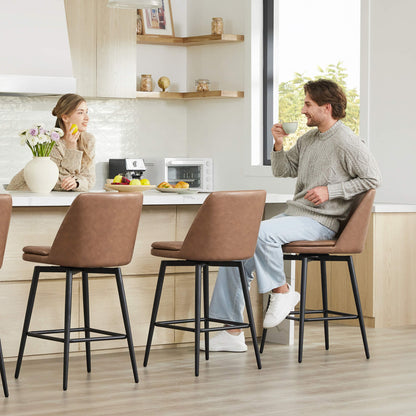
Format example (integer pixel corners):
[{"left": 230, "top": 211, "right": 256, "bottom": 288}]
[{"left": 271, "top": 121, "right": 381, "bottom": 233}]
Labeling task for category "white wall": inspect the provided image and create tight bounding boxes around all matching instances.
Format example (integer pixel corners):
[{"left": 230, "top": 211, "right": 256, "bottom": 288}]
[
  {"left": 367, "top": 0, "right": 416, "bottom": 203},
  {"left": 186, "top": 0, "right": 296, "bottom": 193}
]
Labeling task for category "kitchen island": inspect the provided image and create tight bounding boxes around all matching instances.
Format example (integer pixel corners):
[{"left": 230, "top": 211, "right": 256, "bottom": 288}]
[
  {"left": 1, "top": 189, "right": 414, "bottom": 360},
  {"left": 0, "top": 189, "right": 293, "bottom": 359}
]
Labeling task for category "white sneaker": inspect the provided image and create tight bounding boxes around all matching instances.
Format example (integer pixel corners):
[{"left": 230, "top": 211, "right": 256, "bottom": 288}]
[
  {"left": 263, "top": 285, "right": 300, "bottom": 328},
  {"left": 200, "top": 331, "right": 247, "bottom": 352}
]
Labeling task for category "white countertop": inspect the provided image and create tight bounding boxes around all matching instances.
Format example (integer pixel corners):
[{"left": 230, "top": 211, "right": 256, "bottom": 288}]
[
  {"left": 2, "top": 188, "right": 294, "bottom": 207},
  {"left": 372, "top": 204, "right": 416, "bottom": 213},
  {"left": 3, "top": 187, "right": 416, "bottom": 212}
]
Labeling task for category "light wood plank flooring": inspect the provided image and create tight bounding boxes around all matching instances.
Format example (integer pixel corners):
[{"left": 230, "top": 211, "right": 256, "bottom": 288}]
[{"left": 1, "top": 324, "right": 415, "bottom": 416}]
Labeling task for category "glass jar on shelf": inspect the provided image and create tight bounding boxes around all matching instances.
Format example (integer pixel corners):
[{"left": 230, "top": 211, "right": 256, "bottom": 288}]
[
  {"left": 211, "top": 17, "right": 224, "bottom": 35},
  {"left": 140, "top": 74, "right": 153, "bottom": 92},
  {"left": 195, "top": 79, "right": 211, "bottom": 92}
]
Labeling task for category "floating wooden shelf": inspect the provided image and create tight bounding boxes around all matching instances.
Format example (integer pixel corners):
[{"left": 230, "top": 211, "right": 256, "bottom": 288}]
[
  {"left": 136, "top": 34, "right": 244, "bottom": 46},
  {"left": 136, "top": 90, "right": 244, "bottom": 100}
]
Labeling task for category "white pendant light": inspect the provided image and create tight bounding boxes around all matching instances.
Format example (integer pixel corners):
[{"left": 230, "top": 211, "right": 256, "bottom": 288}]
[{"left": 107, "top": 0, "right": 162, "bottom": 9}]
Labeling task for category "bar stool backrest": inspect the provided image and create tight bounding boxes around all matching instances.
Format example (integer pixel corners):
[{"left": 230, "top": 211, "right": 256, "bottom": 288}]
[
  {"left": 0, "top": 194, "right": 12, "bottom": 268},
  {"left": 48, "top": 192, "right": 143, "bottom": 268},
  {"left": 179, "top": 190, "right": 267, "bottom": 261},
  {"left": 334, "top": 189, "right": 376, "bottom": 254}
]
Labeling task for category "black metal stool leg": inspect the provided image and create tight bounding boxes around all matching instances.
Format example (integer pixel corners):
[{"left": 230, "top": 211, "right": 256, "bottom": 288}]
[
  {"left": 63, "top": 269, "right": 73, "bottom": 391},
  {"left": 144, "top": 262, "right": 167, "bottom": 367},
  {"left": 260, "top": 328, "right": 267, "bottom": 353},
  {"left": 347, "top": 257, "right": 370, "bottom": 359},
  {"left": 0, "top": 339, "right": 9, "bottom": 397},
  {"left": 260, "top": 294, "right": 271, "bottom": 353},
  {"left": 194, "top": 264, "right": 202, "bottom": 377},
  {"left": 298, "top": 257, "right": 308, "bottom": 363},
  {"left": 238, "top": 262, "right": 262, "bottom": 370},
  {"left": 202, "top": 265, "right": 210, "bottom": 361},
  {"left": 15, "top": 266, "right": 41, "bottom": 379},
  {"left": 320, "top": 260, "right": 329, "bottom": 350},
  {"left": 115, "top": 268, "right": 139, "bottom": 383},
  {"left": 82, "top": 271, "right": 91, "bottom": 373}
]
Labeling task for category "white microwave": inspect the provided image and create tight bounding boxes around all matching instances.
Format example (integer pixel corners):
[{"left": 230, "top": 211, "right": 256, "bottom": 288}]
[{"left": 144, "top": 158, "right": 213, "bottom": 191}]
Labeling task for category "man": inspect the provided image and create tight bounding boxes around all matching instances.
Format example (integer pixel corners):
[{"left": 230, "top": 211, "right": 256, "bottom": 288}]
[{"left": 204, "top": 79, "right": 382, "bottom": 352}]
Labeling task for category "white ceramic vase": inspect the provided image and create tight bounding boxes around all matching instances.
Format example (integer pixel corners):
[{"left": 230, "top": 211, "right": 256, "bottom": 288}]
[{"left": 24, "top": 157, "right": 59, "bottom": 194}]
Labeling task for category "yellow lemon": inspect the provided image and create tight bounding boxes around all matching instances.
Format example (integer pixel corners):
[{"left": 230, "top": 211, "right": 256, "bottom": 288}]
[
  {"left": 70, "top": 124, "right": 78, "bottom": 135},
  {"left": 113, "top": 174, "right": 123, "bottom": 183},
  {"left": 130, "top": 179, "right": 141, "bottom": 185},
  {"left": 140, "top": 178, "right": 150, "bottom": 185}
]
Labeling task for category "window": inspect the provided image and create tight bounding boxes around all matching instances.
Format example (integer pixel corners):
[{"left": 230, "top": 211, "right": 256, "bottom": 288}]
[{"left": 263, "top": 0, "right": 361, "bottom": 165}]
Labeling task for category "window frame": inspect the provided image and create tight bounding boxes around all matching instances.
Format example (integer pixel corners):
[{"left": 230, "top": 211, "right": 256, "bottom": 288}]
[
  {"left": 262, "top": 0, "right": 274, "bottom": 166},
  {"left": 261, "top": 0, "right": 366, "bottom": 166}
]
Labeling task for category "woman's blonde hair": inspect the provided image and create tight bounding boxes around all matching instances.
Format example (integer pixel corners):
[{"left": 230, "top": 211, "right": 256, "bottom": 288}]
[{"left": 52, "top": 93, "right": 93, "bottom": 167}]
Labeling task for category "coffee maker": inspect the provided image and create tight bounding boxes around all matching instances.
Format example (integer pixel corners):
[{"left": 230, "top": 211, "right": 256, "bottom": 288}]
[{"left": 108, "top": 158, "right": 146, "bottom": 180}]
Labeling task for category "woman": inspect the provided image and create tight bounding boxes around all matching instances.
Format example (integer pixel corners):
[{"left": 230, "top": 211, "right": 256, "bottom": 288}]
[{"left": 7, "top": 94, "right": 95, "bottom": 192}]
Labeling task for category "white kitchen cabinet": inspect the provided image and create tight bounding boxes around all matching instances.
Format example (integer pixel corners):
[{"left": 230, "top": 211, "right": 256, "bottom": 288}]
[{"left": 65, "top": 0, "right": 136, "bottom": 98}]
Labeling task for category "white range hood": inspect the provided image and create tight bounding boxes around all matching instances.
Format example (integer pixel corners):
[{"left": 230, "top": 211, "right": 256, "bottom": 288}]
[{"left": 0, "top": 0, "right": 76, "bottom": 95}]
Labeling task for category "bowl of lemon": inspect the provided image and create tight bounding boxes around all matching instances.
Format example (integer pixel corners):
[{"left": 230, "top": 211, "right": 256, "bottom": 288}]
[{"left": 104, "top": 175, "right": 156, "bottom": 193}]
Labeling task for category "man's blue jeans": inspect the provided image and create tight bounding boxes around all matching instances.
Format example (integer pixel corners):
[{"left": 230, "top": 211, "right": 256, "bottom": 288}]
[{"left": 209, "top": 214, "right": 336, "bottom": 323}]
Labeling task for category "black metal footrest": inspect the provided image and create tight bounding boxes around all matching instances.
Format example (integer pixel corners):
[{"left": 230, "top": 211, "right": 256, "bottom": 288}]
[
  {"left": 154, "top": 318, "right": 250, "bottom": 333},
  {"left": 27, "top": 327, "right": 127, "bottom": 343},
  {"left": 287, "top": 309, "right": 359, "bottom": 322}
]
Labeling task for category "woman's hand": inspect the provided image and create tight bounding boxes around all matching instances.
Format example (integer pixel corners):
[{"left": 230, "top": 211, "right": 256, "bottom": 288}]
[
  {"left": 271, "top": 123, "right": 288, "bottom": 151},
  {"left": 64, "top": 130, "right": 80, "bottom": 150},
  {"left": 61, "top": 176, "right": 78, "bottom": 191}
]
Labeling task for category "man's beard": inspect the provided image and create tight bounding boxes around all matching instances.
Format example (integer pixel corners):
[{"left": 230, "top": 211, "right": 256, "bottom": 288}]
[{"left": 305, "top": 117, "right": 317, "bottom": 127}]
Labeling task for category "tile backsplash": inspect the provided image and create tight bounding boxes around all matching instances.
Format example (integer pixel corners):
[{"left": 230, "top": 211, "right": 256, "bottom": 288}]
[{"left": 0, "top": 95, "right": 187, "bottom": 189}]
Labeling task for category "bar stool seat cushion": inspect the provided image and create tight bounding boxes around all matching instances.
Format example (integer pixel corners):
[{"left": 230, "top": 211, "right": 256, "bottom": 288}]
[
  {"left": 22, "top": 246, "right": 52, "bottom": 263},
  {"left": 283, "top": 240, "right": 336, "bottom": 254},
  {"left": 151, "top": 241, "right": 183, "bottom": 258}
]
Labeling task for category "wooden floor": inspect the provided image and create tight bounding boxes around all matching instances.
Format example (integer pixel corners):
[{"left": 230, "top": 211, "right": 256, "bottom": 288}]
[{"left": 1, "top": 324, "right": 415, "bottom": 415}]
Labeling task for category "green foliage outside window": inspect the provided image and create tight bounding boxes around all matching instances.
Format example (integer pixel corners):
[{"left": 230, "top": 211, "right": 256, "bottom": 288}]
[{"left": 278, "top": 62, "right": 360, "bottom": 150}]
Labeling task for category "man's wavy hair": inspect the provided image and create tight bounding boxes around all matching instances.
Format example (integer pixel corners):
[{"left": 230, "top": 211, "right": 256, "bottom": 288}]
[{"left": 304, "top": 79, "right": 347, "bottom": 120}]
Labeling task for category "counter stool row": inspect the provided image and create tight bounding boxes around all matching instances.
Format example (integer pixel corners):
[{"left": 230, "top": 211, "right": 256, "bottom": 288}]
[{"left": 0, "top": 189, "right": 372, "bottom": 394}]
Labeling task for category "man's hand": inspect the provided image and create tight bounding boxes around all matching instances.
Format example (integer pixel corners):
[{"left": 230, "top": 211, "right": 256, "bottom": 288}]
[
  {"left": 304, "top": 186, "right": 329, "bottom": 205},
  {"left": 271, "top": 123, "right": 288, "bottom": 151}
]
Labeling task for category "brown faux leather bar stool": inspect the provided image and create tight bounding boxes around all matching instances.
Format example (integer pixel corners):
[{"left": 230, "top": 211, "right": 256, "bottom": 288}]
[
  {"left": 260, "top": 189, "right": 375, "bottom": 362},
  {"left": 14, "top": 193, "right": 143, "bottom": 390},
  {"left": 0, "top": 194, "right": 12, "bottom": 397},
  {"left": 144, "top": 190, "right": 267, "bottom": 376}
]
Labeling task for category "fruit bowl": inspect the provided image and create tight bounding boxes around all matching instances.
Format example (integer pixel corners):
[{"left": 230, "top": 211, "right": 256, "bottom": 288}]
[{"left": 104, "top": 183, "right": 156, "bottom": 193}]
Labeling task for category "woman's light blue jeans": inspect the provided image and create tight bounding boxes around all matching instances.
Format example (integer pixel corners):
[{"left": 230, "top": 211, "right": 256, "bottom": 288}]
[{"left": 209, "top": 214, "right": 336, "bottom": 323}]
